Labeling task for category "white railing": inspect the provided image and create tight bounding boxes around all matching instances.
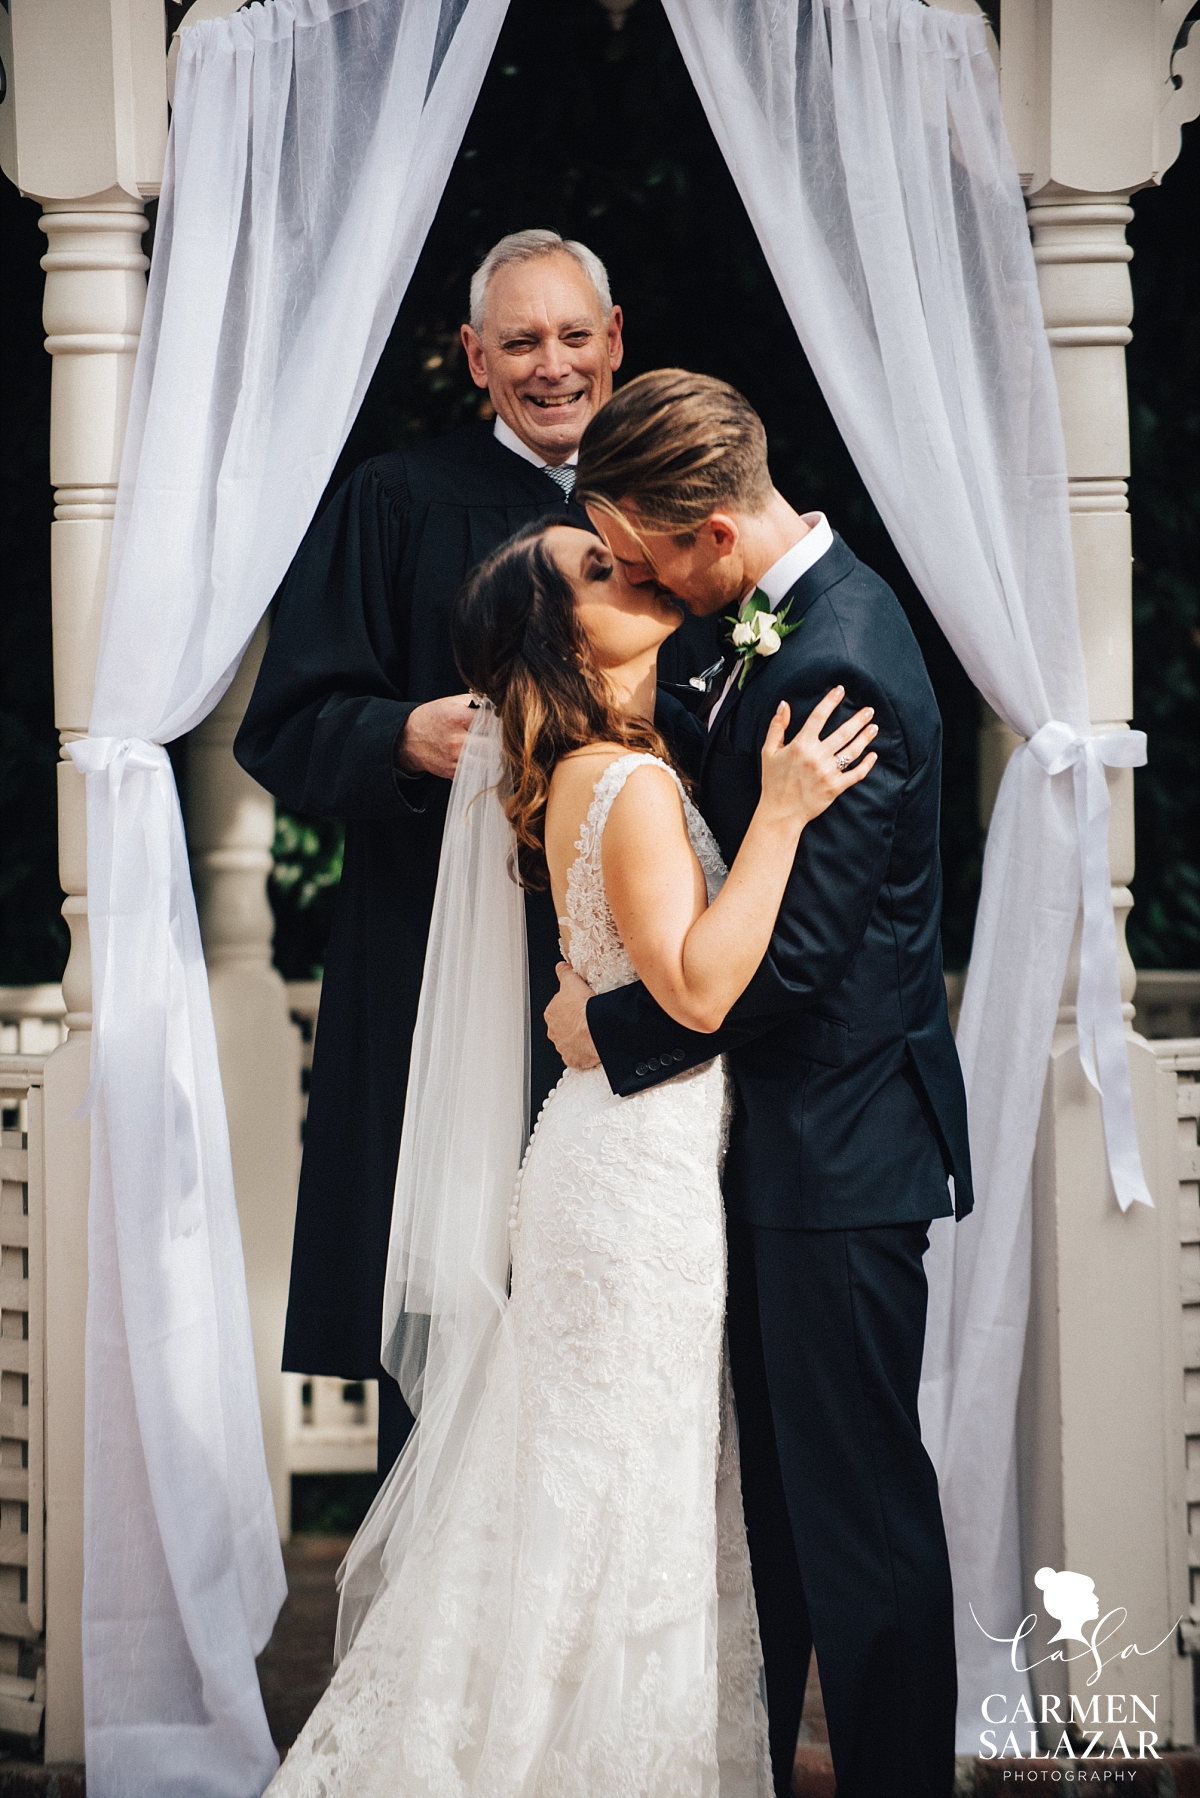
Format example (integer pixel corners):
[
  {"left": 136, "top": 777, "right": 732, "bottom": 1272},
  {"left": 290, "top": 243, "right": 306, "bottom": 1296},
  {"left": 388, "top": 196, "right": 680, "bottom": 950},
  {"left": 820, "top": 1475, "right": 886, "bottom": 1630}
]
[
  {"left": 1135, "top": 972, "right": 1200, "bottom": 1043},
  {"left": 4, "top": 981, "right": 379, "bottom": 1506},
  {"left": 0, "top": 989, "right": 66, "bottom": 1062},
  {"left": 1156, "top": 1038, "right": 1200, "bottom": 1651},
  {"left": 284, "top": 982, "right": 379, "bottom": 1476},
  {"left": 0, "top": 1058, "right": 48, "bottom": 1741},
  {"left": 939, "top": 968, "right": 1200, "bottom": 1043},
  {"left": 11, "top": 970, "right": 1199, "bottom": 1515},
  {"left": 283, "top": 1375, "right": 379, "bottom": 1476}
]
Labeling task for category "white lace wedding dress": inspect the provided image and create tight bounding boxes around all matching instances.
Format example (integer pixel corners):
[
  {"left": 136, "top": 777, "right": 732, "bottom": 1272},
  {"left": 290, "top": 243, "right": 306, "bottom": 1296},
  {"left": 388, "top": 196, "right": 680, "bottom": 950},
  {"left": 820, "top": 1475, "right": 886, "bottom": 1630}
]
[{"left": 266, "top": 754, "right": 771, "bottom": 1798}]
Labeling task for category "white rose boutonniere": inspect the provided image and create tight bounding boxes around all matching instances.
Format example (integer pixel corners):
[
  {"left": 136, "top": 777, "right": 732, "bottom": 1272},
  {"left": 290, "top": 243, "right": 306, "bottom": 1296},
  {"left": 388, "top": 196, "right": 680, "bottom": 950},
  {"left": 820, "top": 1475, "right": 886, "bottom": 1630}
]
[{"left": 725, "top": 589, "right": 801, "bottom": 690}]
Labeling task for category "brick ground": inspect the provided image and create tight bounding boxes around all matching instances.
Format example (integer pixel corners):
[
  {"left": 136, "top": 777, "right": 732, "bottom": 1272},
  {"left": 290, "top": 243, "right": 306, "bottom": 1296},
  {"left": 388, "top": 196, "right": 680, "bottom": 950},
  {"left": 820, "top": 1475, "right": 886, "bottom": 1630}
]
[
  {"left": 256, "top": 1553, "right": 1200, "bottom": 1797},
  {"left": 257, "top": 1534, "right": 351, "bottom": 1750},
  {"left": 789, "top": 1740, "right": 1200, "bottom": 1797},
  {"left": 257, "top": 1534, "right": 847, "bottom": 1782},
  {"left": 0, "top": 1536, "right": 352, "bottom": 1795},
  {"left": 0, "top": 1766, "right": 84, "bottom": 1797},
  {"left": 14, "top": 1540, "right": 1200, "bottom": 1795}
]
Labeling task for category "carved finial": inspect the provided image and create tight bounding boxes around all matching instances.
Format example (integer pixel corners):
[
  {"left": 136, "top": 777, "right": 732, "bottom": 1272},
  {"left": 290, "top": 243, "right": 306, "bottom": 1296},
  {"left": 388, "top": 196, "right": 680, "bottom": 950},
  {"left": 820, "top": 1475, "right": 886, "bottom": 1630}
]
[{"left": 1157, "top": 0, "right": 1200, "bottom": 180}]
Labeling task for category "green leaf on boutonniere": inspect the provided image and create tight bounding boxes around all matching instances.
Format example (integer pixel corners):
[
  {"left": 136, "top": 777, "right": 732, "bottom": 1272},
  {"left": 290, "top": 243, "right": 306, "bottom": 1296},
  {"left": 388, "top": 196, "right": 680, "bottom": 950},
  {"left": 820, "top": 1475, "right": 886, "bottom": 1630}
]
[{"left": 724, "top": 589, "right": 802, "bottom": 690}]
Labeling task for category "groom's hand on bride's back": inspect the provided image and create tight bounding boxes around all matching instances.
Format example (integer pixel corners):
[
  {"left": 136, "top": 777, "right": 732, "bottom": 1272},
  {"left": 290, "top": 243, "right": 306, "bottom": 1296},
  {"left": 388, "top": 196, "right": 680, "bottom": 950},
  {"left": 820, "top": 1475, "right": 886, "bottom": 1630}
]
[{"left": 546, "top": 963, "right": 601, "bottom": 1070}]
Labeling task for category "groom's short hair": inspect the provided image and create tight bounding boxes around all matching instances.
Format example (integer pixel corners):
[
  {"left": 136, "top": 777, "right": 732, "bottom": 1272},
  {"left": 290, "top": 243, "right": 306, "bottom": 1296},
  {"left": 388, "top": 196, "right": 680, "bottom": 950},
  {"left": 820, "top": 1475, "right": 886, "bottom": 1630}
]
[{"left": 576, "top": 369, "right": 773, "bottom": 539}]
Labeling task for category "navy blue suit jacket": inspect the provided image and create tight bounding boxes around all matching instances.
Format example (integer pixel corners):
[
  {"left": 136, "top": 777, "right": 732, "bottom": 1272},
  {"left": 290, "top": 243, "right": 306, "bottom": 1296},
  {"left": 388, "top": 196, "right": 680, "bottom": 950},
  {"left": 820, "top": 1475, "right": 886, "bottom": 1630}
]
[{"left": 587, "top": 534, "right": 973, "bottom": 1232}]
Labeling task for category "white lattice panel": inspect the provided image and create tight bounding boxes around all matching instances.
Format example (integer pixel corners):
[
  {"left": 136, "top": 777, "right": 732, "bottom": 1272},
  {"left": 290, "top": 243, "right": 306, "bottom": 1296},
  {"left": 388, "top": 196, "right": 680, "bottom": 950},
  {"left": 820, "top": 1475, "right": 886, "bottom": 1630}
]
[
  {"left": 0, "top": 1061, "right": 48, "bottom": 1738},
  {"left": 1155, "top": 1042, "right": 1200, "bottom": 1644}
]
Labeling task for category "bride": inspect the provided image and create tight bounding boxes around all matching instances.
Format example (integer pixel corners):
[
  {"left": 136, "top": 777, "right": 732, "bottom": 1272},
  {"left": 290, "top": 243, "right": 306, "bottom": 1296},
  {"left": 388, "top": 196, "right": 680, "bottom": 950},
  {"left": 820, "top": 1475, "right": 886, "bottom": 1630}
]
[{"left": 266, "top": 518, "right": 876, "bottom": 1798}]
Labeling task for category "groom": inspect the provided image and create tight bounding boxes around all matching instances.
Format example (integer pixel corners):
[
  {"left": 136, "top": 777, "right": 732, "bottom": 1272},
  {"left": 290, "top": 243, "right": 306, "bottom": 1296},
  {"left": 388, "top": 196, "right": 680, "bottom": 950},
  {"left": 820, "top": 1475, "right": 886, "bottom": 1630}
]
[{"left": 546, "top": 370, "right": 973, "bottom": 1797}]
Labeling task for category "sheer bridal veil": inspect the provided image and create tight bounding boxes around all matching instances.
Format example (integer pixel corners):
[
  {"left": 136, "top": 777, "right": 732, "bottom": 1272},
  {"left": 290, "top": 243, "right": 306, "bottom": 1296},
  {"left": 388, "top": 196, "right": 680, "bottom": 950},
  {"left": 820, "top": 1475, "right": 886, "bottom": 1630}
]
[{"left": 337, "top": 702, "right": 531, "bottom": 1652}]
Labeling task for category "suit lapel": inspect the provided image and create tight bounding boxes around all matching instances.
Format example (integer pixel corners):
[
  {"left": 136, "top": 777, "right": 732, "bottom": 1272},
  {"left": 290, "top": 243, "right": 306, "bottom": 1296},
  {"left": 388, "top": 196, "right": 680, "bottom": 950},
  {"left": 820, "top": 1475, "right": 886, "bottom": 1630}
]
[{"left": 700, "top": 534, "right": 856, "bottom": 783}]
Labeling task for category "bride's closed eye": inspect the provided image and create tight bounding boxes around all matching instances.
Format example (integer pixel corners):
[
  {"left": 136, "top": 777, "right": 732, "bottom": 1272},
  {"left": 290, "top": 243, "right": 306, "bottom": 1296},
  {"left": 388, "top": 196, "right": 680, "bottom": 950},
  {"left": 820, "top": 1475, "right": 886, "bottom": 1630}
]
[{"left": 584, "top": 559, "right": 614, "bottom": 583}]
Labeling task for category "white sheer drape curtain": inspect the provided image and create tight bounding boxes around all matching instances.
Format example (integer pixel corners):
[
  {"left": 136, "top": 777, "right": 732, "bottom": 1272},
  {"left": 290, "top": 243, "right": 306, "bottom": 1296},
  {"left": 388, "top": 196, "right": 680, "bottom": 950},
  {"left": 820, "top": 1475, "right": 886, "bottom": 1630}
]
[
  {"left": 661, "top": 0, "right": 1146, "bottom": 1745},
  {"left": 66, "top": 0, "right": 507, "bottom": 1789}
]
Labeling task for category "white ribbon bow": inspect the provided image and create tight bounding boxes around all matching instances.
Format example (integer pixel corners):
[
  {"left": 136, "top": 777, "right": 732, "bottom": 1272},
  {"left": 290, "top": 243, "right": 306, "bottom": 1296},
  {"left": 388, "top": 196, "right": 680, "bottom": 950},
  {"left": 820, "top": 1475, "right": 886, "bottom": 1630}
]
[
  {"left": 1026, "top": 721, "right": 1151, "bottom": 1212},
  {"left": 66, "top": 734, "right": 206, "bottom": 1238}
]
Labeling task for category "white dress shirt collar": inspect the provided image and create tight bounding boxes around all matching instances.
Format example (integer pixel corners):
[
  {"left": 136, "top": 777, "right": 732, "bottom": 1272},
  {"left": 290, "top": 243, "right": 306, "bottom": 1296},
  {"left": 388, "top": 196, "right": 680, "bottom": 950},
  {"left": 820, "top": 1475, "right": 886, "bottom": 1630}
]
[
  {"left": 493, "top": 414, "right": 579, "bottom": 470},
  {"left": 755, "top": 513, "right": 834, "bottom": 606}
]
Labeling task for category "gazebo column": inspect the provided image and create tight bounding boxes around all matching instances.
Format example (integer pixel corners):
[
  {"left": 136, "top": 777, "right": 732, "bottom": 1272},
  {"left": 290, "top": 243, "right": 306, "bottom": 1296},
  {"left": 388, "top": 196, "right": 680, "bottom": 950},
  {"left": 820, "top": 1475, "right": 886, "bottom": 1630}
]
[
  {"left": 39, "top": 199, "right": 152, "bottom": 1761},
  {"left": 185, "top": 623, "right": 301, "bottom": 1540},
  {"left": 1017, "top": 187, "right": 1190, "bottom": 1741},
  {"left": 999, "top": 0, "right": 1198, "bottom": 1743}
]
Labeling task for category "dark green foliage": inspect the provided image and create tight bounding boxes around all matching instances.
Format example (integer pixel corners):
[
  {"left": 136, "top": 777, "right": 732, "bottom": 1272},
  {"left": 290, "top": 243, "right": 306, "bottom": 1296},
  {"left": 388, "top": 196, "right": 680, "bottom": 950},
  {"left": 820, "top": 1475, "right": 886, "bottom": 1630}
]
[
  {"left": 1126, "top": 125, "right": 1200, "bottom": 968},
  {"left": 289, "top": 1472, "right": 378, "bottom": 1536},
  {"left": 270, "top": 814, "right": 345, "bottom": 983}
]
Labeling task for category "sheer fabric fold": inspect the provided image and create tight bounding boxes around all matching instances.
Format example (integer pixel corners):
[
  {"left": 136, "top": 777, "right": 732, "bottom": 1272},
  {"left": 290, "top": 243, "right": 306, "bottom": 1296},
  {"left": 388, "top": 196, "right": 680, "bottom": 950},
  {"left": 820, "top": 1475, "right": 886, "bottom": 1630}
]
[
  {"left": 660, "top": 0, "right": 1147, "bottom": 1742},
  {"left": 66, "top": 0, "right": 508, "bottom": 1787}
]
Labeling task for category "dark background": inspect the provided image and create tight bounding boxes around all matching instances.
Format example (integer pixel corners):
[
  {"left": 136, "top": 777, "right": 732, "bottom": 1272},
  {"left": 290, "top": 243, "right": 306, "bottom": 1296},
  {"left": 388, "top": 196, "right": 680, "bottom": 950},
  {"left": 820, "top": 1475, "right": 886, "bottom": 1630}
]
[{"left": 2, "top": 0, "right": 1197, "bottom": 985}]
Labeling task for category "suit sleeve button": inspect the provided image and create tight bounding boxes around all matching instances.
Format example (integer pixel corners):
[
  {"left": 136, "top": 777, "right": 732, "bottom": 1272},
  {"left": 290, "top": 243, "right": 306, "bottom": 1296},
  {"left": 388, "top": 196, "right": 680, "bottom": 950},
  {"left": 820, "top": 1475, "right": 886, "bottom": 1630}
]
[
  {"left": 635, "top": 1062, "right": 648, "bottom": 1077},
  {"left": 673, "top": 1049, "right": 685, "bottom": 1062},
  {"left": 647, "top": 1056, "right": 661, "bottom": 1071}
]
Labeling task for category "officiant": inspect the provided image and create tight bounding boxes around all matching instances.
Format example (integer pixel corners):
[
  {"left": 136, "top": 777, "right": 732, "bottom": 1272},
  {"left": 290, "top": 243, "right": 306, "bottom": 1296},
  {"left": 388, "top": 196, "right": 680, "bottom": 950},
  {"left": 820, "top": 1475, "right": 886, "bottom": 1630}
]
[{"left": 235, "top": 229, "right": 720, "bottom": 1476}]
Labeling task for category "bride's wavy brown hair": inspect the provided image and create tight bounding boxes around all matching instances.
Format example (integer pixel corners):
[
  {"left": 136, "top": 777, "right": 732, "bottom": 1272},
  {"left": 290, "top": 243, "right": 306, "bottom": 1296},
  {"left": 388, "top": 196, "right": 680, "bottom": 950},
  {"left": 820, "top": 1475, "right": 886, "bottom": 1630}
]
[{"left": 453, "top": 518, "right": 684, "bottom": 890}]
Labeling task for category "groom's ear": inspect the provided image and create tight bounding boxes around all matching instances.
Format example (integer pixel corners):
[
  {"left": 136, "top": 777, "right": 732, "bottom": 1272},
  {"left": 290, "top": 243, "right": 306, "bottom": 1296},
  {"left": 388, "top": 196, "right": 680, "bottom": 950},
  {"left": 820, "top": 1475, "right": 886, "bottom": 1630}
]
[{"left": 702, "top": 514, "right": 741, "bottom": 560}]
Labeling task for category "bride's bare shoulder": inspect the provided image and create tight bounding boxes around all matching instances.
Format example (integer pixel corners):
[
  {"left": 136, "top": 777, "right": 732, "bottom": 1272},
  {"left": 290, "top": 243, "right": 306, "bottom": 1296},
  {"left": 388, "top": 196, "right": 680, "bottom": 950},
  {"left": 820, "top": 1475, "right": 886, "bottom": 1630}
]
[
  {"left": 545, "top": 747, "right": 674, "bottom": 886},
  {"left": 547, "top": 744, "right": 676, "bottom": 812},
  {"left": 551, "top": 741, "right": 626, "bottom": 779},
  {"left": 546, "top": 746, "right": 625, "bottom": 838}
]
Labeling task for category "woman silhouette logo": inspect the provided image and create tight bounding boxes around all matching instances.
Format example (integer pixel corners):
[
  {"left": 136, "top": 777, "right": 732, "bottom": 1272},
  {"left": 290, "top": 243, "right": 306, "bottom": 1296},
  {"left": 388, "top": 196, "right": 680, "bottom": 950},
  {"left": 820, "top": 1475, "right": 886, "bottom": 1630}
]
[{"left": 1035, "top": 1567, "right": 1101, "bottom": 1644}]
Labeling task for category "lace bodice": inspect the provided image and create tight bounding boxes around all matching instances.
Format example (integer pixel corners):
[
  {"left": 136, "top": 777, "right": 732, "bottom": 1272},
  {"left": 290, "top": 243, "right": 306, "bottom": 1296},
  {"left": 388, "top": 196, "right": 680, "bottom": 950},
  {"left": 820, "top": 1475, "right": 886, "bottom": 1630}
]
[{"left": 561, "top": 754, "right": 727, "bottom": 995}]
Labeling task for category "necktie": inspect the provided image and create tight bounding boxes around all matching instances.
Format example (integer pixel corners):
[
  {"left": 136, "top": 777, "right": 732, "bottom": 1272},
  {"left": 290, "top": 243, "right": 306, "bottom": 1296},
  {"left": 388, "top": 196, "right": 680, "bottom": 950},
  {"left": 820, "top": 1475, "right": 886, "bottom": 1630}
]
[
  {"left": 706, "top": 588, "right": 763, "bottom": 729},
  {"left": 706, "top": 656, "right": 740, "bottom": 731},
  {"left": 542, "top": 462, "right": 576, "bottom": 500}
]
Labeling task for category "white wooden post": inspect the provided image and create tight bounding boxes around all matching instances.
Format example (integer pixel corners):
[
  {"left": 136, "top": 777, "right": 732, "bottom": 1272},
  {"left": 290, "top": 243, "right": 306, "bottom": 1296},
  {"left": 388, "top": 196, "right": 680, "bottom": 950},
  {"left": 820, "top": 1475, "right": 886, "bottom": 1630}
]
[
  {"left": 39, "top": 198, "right": 151, "bottom": 1767},
  {"left": 999, "top": 0, "right": 1200, "bottom": 1744},
  {"left": 186, "top": 624, "right": 302, "bottom": 1539},
  {"left": 0, "top": 0, "right": 165, "bottom": 1759}
]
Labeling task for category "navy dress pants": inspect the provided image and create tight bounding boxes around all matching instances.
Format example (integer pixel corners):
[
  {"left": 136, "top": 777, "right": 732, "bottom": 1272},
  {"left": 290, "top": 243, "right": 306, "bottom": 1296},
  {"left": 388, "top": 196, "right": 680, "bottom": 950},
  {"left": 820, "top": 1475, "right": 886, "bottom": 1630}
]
[
  {"left": 376, "top": 1370, "right": 414, "bottom": 1483},
  {"left": 725, "top": 1217, "right": 957, "bottom": 1798}
]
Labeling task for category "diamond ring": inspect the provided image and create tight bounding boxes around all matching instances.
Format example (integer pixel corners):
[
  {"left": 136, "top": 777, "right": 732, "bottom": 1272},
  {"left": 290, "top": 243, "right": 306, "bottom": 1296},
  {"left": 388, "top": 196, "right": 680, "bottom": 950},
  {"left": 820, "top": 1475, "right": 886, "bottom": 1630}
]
[{"left": 835, "top": 752, "right": 853, "bottom": 772}]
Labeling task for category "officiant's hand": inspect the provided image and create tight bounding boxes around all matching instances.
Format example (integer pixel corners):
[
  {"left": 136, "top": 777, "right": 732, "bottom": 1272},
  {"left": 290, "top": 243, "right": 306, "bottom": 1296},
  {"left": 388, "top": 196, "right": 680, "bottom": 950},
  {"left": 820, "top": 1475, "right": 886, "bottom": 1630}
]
[
  {"left": 546, "top": 963, "right": 601, "bottom": 1070},
  {"left": 396, "top": 694, "right": 476, "bottom": 779}
]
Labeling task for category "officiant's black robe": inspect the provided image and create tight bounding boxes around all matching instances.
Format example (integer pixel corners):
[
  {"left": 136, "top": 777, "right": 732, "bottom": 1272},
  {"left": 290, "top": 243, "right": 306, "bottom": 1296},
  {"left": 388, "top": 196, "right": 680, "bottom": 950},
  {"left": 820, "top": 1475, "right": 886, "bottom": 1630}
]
[{"left": 234, "top": 420, "right": 719, "bottom": 1379}]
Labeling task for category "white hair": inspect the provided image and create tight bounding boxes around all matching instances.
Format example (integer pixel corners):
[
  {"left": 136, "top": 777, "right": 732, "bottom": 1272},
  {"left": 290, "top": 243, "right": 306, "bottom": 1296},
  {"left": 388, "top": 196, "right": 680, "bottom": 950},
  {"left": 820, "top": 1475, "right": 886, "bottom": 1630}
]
[{"left": 468, "top": 230, "right": 613, "bottom": 333}]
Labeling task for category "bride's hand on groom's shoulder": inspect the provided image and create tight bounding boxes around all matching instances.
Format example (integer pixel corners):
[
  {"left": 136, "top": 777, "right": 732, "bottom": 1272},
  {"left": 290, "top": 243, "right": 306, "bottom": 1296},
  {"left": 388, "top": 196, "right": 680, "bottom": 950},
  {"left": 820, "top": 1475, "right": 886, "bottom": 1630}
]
[
  {"left": 759, "top": 687, "right": 878, "bottom": 830},
  {"left": 545, "top": 963, "right": 601, "bottom": 1070}
]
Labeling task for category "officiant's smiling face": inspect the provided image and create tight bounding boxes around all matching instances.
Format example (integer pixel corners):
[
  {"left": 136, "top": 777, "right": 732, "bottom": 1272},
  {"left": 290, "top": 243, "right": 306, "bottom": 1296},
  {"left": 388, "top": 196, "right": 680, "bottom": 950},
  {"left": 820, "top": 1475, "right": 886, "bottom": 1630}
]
[
  {"left": 462, "top": 252, "right": 624, "bottom": 465},
  {"left": 545, "top": 526, "right": 682, "bottom": 670}
]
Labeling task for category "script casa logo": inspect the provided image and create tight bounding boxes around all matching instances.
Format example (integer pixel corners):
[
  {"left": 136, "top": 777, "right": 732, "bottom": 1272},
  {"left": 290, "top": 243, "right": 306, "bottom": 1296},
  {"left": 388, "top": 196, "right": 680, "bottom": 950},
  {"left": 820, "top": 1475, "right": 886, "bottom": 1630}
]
[{"left": 972, "top": 1566, "right": 1180, "bottom": 1764}]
